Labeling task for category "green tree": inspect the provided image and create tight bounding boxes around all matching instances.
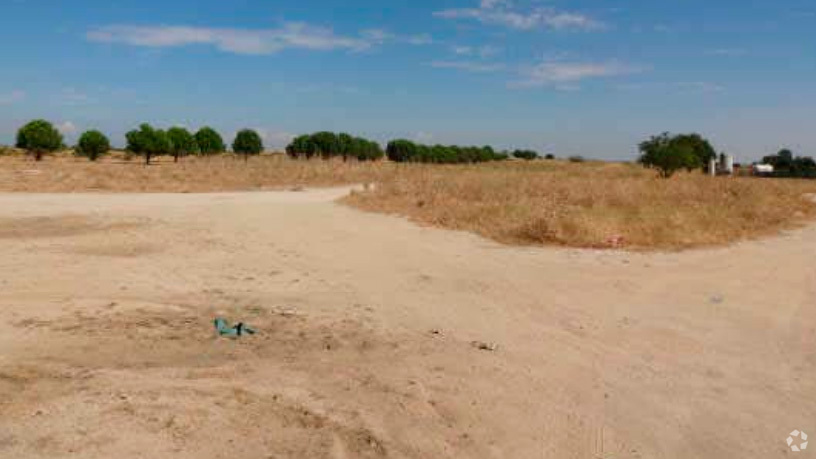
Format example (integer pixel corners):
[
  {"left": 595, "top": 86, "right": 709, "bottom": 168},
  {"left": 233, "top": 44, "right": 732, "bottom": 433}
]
[
  {"left": 763, "top": 149, "right": 794, "bottom": 170},
  {"left": 194, "top": 127, "right": 225, "bottom": 155},
  {"left": 126, "top": 123, "right": 171, "bottom": 165},
  {"left": 310, "top": 132, "right": 340, "bottom": 158},
  {"left": 167, "top": 127, "right": 198, "bottom": 162},
  {"left": 286, "top": 134, "right": 317, "bottom": 159},
  {"left": 671, "top": 133, "right": 716, "bottom": 170},
  {"left": 75, "top": 130, "right": 110, "bottom": 161},
  {"left": 232, "top": 129, "right": 264, "bottom": 161},
  {"left": 386, "top": 139, "right": 418, "bottom": 162},
  {"left": 638, "top": 133, "right": 699, "bottom": 178},
  {"left": 337, "top": 133, "right": 354, "bottom": 161},
  {"left": 545, "top": 154, "right": 555, "bottom": 160},
  {"left": 15, "top": 119, "right": 63, "bottom": 161}
]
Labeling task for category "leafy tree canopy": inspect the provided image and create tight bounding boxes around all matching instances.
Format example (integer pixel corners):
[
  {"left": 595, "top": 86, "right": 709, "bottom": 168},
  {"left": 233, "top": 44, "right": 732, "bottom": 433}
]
[
  {"left": 232, "top": 129, "right": 264, "bottom": 158},
  {"left": 16, "top": 119, "right": 63, "bottom": 161},
  {"left": 195, "top": 127, "right": 225, "bottom": 155},
  {"left": 126, "top": 123, "right": 171, "bottom": 165},
  {"left": 638, "top": 133, "right": 701, "bottom": 178},
  {"left": 167, "top": 127, "right": 198, "bottom": 161},
  {"left": 287, "top": 132, "right": 383, "bottom": 161},
  {"left": 75, "top": 130, "right": 110, "bottom": 161}
]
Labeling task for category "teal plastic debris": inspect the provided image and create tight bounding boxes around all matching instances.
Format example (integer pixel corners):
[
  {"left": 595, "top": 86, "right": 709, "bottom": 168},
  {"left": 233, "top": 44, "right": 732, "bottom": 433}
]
[{"left": 214, "top": 317, "right": 256, "bottom": 337}]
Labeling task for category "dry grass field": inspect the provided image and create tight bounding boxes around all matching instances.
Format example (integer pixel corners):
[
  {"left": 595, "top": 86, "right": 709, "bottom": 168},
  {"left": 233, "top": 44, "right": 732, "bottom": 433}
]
[
  {"left": 2, "top": 152, "right": 815, "bottom": 458},
  {"left": 1, "top": 152, "right": 816, "bottom": 250}
]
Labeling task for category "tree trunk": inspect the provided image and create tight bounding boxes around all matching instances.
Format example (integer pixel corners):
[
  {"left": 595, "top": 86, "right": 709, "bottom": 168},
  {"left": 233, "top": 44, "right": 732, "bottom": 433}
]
[
  {"left": 35, "top": 151, "right": 43, "bottom": 161},
  {"left": 145, "top": 154, "right": 151, "bottom": 166},
  {"left": 174, "top": 154, "right": 179, "bottom": 163}
]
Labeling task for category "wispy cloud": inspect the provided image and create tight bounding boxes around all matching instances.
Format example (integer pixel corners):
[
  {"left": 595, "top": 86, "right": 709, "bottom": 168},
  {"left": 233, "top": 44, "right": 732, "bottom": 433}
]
[
  {"left": 87, "top": 22, "right": 376, "bottom": 54},
  {"left": 295, "top": 83, "right": 365, "bottom": 94},
  {"left": 253, "top": 129, "right": 295, "bottom": 150},
  {"left": 361, "top": 29, "right": 434, "bottom": 46},
  {"left": 434, "top": 0, "right": 604, "bottom": 31},
  {"left": 59, "top": 88, "right": 94, "bottom": 105},
  {"left": 429, "top": 60, "right": 506, "bottom": 73},
  {"left": 0, "top": 90, "right": 25, "bottom": 105},
  {"left": 56, "top": 121, "right": 77, "bottom": 135},
  {"left": 705, "top": 48, "right": 748, "bottom": 57},
  {"left": 617, "top": 81, "right": 724, "bottom": 93},
  {"left": 511, "top": 61, "right": 642, "bottom": 88},
  {"left": 451, "top": 44, "right": 501, "bottom": 58}
]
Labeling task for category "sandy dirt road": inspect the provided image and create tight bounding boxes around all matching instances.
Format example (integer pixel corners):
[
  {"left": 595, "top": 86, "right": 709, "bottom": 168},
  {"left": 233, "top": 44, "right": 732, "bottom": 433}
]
[{"left": 0, "top": 187, "right": 813, "bottom": 458}]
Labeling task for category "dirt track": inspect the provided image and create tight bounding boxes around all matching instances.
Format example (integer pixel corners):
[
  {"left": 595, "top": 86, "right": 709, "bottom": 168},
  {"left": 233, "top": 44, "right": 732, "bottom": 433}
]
[{"left": 0, "top": 187, "right": 813, "bottom": 458}]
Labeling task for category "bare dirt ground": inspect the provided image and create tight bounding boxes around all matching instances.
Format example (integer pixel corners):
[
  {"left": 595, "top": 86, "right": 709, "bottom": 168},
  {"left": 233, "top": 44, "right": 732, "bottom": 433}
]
[{"left": 0, "top": 187, "right": 813, "bottom": 458}]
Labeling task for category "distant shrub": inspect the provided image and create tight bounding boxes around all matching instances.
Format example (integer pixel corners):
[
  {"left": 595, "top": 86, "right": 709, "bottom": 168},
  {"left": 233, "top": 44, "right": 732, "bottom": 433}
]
[
  {"left": 545, "top": 154, "right": 555, "bottom": 160},
  {"left": 512, "top": 149, "right": 539, "bottom": 160},
  {"left": 16, "top": 119, "right": 63, "bottom": 161},
  {"left": 287, "top": 132, "right": 383, "bottom": 161},
  {"left": 232, "top": 129, "right": 264, "bottom": 160},
  {"left": 167, "top": 127, "right": 198, "bottom": 162},
  {"left": 568, "top": 155, "right": 586, "bottom": 163},
  {"left": 75, "top": 130, "right": 110, "bottom": 161},
  {"left": 195, "top": 126, "right": 225, "bottom": 155}
]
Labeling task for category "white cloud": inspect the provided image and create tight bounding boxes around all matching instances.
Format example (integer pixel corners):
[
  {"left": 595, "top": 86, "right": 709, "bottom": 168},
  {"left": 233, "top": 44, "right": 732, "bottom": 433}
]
[
  {"left": 676, "top": 81, "right": 724, "bottom": 92},
  {"left": 429, "top": 60, "right": 506, "bottom": 73},
  {"left": 59, "top": 88, "right": 93, "bottom": 105},
  {"left": 616, "top": 81, "right": 724, "bottom": 93},
  {"left": 512, "top": 61, "right": 642, "bottom": 88},
  {"left": 414, "top": 131, "right": 434, "bottom": 143},
  {"left": 254, "top": 129, "right": 295, "bottom": 150},
  {"left": 705, "top": 48, "right": 747, "bottom": 57},
  {"left": 404, "top": 34, "right": 434, "bottom": 45},
  {"left": 57, "top": 121, "right": 77, "bottom": 135},
  {"left": 452, "top": 45, "right": 473, "bottom": 55},
  {"left": 0, "top": 90, "right": 25, "bottom": 105},
  {"left": 451, "top": 44, "right": 501, "bottom": 58},
  {"left": 435, "top": 1, "right": 604, "bottom": 31},
  {"left": 362, "top": 28, "right": 434, "bottom": 46},
  {"left": 87, "top": 22, "right": 373, "bottom": 54}
]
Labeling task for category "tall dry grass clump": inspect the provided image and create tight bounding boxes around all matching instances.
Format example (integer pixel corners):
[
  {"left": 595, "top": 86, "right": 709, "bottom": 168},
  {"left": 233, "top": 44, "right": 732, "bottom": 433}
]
[{"left": 344, "top": 161, "right": 816, "bottom": 250}]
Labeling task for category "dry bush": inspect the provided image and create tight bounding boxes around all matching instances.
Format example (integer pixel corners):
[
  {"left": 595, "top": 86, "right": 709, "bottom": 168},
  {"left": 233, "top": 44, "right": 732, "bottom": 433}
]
[
  {"left": 344, "top": 161, "right": 816, "bottom": 250},
  {"left": 1, "top": 154, "right": 815, "bottom": 250}
]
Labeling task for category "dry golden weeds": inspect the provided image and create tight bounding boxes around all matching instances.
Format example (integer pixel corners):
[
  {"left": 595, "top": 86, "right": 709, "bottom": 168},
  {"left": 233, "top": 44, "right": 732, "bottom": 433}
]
[
  {"left": 344, "top": 160, "right": 816, "bottom": 250},
  {"left": 2, "top": 153, "right": 816, "bottom": 250}
]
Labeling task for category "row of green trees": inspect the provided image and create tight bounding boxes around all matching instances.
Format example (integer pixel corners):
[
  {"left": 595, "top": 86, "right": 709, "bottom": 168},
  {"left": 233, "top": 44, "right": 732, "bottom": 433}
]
[
  {"left": 286, "top": 132, "right": 384, "bottom": 161},
  {"left": 384, "top": 140, "right": 509, "bottom": 164},
  {"left": 13, "top": 119, "right": 263, "bottom": 164},
  {"left": 13, "top": 119, "right": 562, "bottom": 166},
  {"left": 124, "top": 124, "right": 262, "bottom": 164}
]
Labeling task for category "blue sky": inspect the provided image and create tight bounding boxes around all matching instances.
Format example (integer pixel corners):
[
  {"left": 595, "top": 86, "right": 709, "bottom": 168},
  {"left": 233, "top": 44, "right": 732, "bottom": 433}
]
[{"left": 1, "top": 0, "right": 814, "bottom": 161}]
